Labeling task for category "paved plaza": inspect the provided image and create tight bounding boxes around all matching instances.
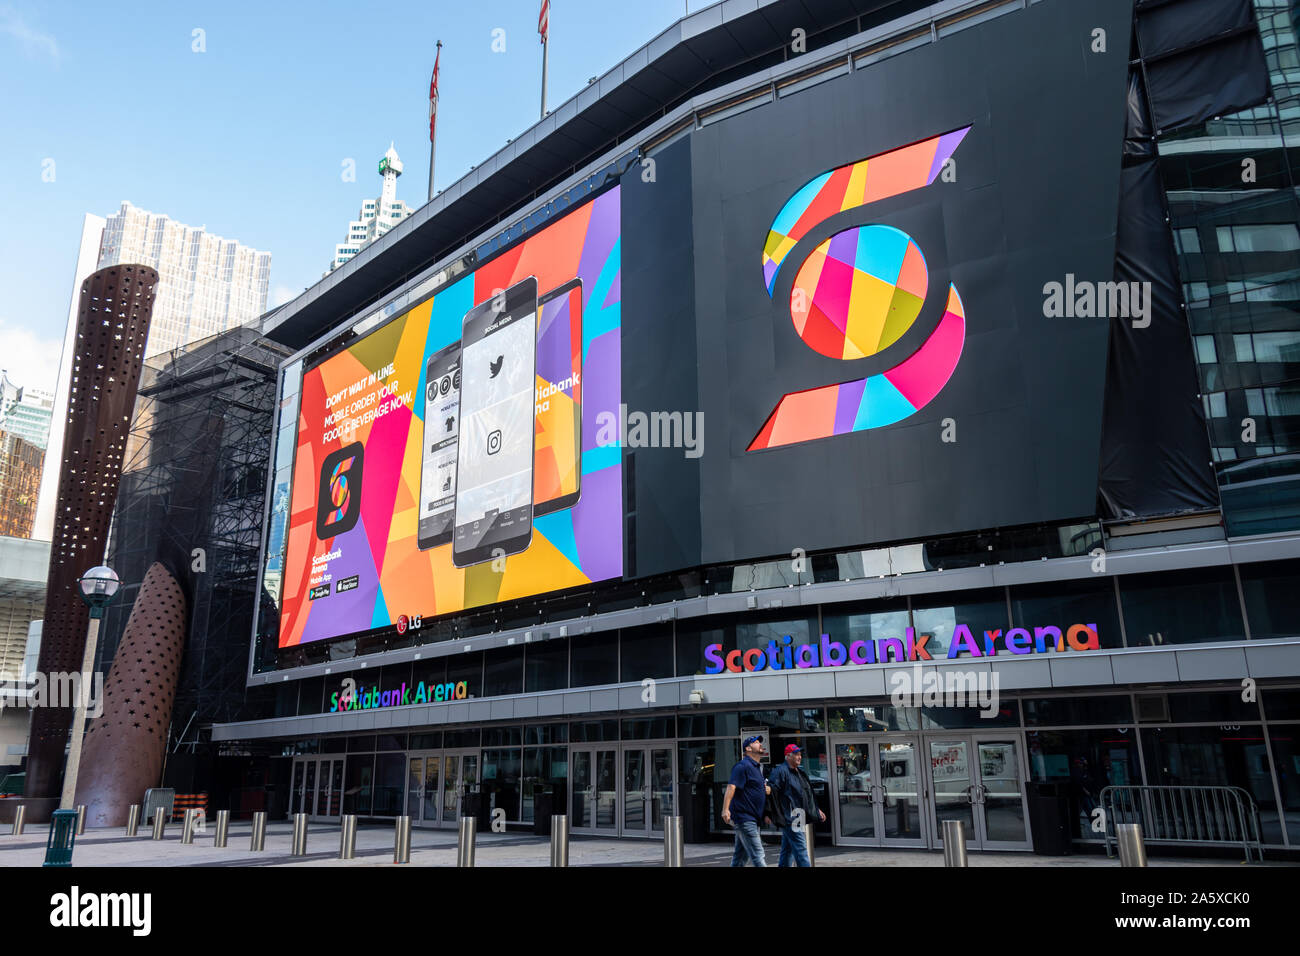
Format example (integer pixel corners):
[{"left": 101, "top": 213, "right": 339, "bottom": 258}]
[{"left": 0, "top": 821, "right": 1275, "bottom": 867}]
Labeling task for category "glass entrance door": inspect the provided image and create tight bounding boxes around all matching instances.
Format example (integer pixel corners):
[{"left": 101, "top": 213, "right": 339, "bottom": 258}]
[
  {"left": 834, "top": 742, "right": 875, "bottom": 843},
  {"left": 292, "top": 760, "right": 307, "bottom": 816},
  {"left": 928, "top": 737, "right": 976, "bottom": 849},
  {"left": 407, "top": 752, "right": 446, "bottom": 826},
  {"left": 570, "top": 747, "right": 618, "bottom": 834},
  {"left": 925, "top": 734, "right": 1030, "bottom": 851},
  {"left": 319, "top": 758, "right": 343, "bottom": 819},
  {"left": 876, "top": 738, "right": 924, "bottom": 845},
  {"left": 293, "top": 757, "right": 343, "bottom": 821},
  {"left": 832, "top": 737, "right": 926, "bottom": 847},
  {"left": 438, "top": 750, "right": 480, "bottom": 828},
  {"left": 304, "top": 760, "right": 318, "bottom": 816},
  {"left": 621, "top": 744, "right": 675, "bottom": 836},
  {"left": 648, "top": 746, "right": 675, "bottom": 834},
  {"left": 421, "top": 754, "right": 440, "bottom": 825},
  {"left": 972, "top": 735, "right": 1030, "bottom": 849}
]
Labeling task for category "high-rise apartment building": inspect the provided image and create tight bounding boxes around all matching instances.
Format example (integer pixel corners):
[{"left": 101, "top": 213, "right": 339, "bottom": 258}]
[
  {"left": 99, "top": 201, "right": 272, "bottom": 358},
  {"left": 0, "top": 433, "right": 43, "bottom": 537},
  {"left": 327, "top": 144, "right": 415, "bottom": 274},
  {"left": 0, "top": 372, "right": 54, "bottom": 539},
  {"left": 0, "top": 376, "right": 54, "bottom": 450},
  {"left": 34, "top": 208, "right": 273, "bottom": 540}
]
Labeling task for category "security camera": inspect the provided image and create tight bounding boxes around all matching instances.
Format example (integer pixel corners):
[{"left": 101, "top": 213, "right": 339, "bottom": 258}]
[{"left": 689, "top": 688, "right": 705, "bottom": 707}]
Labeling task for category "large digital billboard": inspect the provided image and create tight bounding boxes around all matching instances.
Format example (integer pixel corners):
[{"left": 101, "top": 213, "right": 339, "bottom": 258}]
[
  {"left": 269, "top": 0, "right": 1136, "bottom": 654},
  {"left": 624, "top": 0, "right": 1133, "bottom": 573},
  {"left": 278, "top": 188, "right": 622, "bottom": 648}
]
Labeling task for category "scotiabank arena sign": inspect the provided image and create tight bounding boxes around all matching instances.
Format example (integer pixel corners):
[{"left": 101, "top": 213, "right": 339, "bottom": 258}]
[{"left": 704, "top": 623, "right": 1099, "bottom": 674}]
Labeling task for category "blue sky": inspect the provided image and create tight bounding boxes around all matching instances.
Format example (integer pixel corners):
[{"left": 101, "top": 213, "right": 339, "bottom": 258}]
[{"left": 0, "top": 0, "right": 696, "bottom": 394}]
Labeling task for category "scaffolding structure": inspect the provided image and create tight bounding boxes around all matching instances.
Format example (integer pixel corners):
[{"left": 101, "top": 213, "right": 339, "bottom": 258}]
[{"left": 99, "top": 326, "right": 289, "bottom": 772}]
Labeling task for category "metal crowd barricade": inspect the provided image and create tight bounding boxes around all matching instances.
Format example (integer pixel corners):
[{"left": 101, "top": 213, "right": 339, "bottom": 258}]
[
  {"left": 143, "top": 788, "right": 175, "bottom": 829},
  {"left": 1100, "top": 785, "right": 1263, "bottom": 862}
]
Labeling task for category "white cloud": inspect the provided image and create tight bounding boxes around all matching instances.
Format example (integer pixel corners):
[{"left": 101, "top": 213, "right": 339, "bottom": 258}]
[
  {"left": 0, "top": 6, "right": 58, "bottom": 63},
  {"left": 0, "top": 319, "right": 62, "bottom": 395},
  {"left": 271, "top": 284, "right": 298, "bottom": 308}
]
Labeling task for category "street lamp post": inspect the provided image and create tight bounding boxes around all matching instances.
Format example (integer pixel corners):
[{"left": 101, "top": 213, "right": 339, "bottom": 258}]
[{"left": 59, "top": 566, "right": 120, "bottom": 811}]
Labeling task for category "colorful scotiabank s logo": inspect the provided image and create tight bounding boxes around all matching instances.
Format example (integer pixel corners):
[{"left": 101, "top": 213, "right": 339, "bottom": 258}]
[
  {"left": 750, "top": 127, "right": 971, "bottom": 451},
  {"left": 316, "top": 442, "right": 364, "bottom": 538}
]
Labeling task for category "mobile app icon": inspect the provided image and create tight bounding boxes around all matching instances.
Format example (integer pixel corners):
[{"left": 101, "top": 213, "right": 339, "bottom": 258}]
[{"left": 316, "top": 442, "right": 365, "bottom": 538}]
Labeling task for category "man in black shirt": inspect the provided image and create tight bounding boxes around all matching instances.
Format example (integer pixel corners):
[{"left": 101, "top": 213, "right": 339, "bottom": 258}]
[{"left": 767, "top": 744, "right": 825, "bottom": 867}]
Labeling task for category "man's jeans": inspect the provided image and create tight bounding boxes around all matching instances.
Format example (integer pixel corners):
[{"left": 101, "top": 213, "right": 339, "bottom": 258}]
[
  {"left": 778, "top": 824, "right": 811, "bottom": 867},
  {"left": 730, "top": 819, "right": 767, "bottom": 867}
]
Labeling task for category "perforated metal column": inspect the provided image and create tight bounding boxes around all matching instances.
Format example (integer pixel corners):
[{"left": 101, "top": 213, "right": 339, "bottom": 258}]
[
  {"left": 25, "top": 264, "right": 156, "bottom": 799},
  {"left": 74, "top": 562, "right": 186, "bottom": 826}
]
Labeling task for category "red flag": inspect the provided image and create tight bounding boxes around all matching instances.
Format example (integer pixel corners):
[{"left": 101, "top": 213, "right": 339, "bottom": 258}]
[
  {"left": 429, "top": 42, "right": 441, "bottom": 143},
  {"left": 538, "top": 0, "right": 549, "bottom": 44}
]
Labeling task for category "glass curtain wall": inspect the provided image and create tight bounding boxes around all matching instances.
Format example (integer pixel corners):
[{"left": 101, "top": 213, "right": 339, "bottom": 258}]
[{"left": 1159, "top": 1, "right": 1300, "bottom": 533}]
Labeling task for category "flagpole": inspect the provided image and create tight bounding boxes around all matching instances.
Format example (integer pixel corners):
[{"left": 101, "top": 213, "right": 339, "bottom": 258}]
[
  {"left": 434, "top": 130, "right": 444, "bottom": 204},
  {"left": 428, "top": 40, "right": 441, "bottom": 203},
  {"left": 540, "top": 35, "right": 548, "bottom": 119}
]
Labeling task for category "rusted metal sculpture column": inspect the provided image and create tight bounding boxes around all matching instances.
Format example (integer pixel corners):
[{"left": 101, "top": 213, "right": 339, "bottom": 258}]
[
  {"left": 74, "top": 562, "right": 187, "bottom": 827},
  {"left": 22, "top": 265, "right": 156, "bottom": 819}
]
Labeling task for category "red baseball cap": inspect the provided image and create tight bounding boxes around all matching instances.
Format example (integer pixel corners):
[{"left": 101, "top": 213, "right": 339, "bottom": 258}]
[{"left": 785, "top": 744, "right": 801, "bottom": 755}]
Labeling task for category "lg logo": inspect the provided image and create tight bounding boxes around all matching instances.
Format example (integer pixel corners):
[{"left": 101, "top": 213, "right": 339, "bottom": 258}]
[
  {"left": 750, "top": 127, "right": 972, "bottom": 451},
  {"left": 396, "top": 614, "right": 423, "bottom": 634}
]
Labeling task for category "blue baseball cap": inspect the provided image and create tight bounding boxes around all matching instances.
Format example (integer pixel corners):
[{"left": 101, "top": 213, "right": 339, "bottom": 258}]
[{"left": 742, "top": 735, "right": 764, "bottom": 749}]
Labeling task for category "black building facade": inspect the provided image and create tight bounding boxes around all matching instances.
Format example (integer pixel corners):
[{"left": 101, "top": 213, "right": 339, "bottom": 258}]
[{"left": 190, "top": 0, "right": 1300, "bottom": 856}]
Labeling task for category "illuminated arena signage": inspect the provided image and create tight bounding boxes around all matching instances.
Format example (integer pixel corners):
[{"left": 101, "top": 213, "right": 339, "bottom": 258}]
[
  {"left": 329, "top": 679, "right": 469, "bottom": 712},
  {"left": 703, "top": 624, "right": 1099, "bottom": 674}
]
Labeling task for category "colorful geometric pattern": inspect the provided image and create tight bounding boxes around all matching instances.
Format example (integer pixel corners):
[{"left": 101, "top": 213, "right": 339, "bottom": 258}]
[
  {"left": 762, "top": 127, "right": 970, "bottom": 296},
  {"left": 534, "top": 288, "right": 582, "bottom": 505},
  {"left": 326, "top": 456, "right": 355, "bottom": 525},
  {"left": 749, "top": 284, "right": 966, "bottom": 451},
  {"left": 280, "top": 189, "right": 622, "bottom": 648},
  {"left": 791, "top": 224, "right": 928, "bottom": 360}
]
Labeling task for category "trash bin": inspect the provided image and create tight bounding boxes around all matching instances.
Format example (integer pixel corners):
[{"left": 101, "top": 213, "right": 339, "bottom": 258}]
[
  {"left": 44, "top": 810, "right": 79, "bottom": 868},
  {"left": 1025, "top": 781, "right": 1072, "bottom": 856},
  {"left": 681, "top": 786, "right": 711, "bottom": 844},
  {"left": 463, "top": 790, "right": 484, "bottom": 825},
  {"left": 533, "top": 788, "right": 554, "bottom": 835}
]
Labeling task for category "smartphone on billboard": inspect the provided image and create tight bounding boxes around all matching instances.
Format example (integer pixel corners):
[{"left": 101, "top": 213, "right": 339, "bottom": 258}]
[
  {"left": 534, "top": 279, "right": 583, "bottom": 516},
  {"left": 417, "top": 341, "right": 461, "bottom": 550},
  {"left": 452, "top": 276, "right": 538, "bottom": 568}
]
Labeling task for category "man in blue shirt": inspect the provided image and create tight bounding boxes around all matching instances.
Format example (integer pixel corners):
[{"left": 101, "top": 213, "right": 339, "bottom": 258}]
[{"left": 722, "top": 735, "right": 770, "bottom": 866}]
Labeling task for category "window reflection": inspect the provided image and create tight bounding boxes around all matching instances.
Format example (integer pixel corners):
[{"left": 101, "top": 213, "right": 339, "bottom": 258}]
[
  {"left": 1240, "top": 559, "right": 1300, "bottom": 639},
  {"left": 1120, "top": 567, "right": 1246, "bottom": 645},
  {"left": 1026, "top": 729, "right": 1140, "bottom": 841},
  {"left": 482, "top": 748, "right": 522, "bottom": 822},
  {"left": 911, "top": 588, "right": 1009, "bottom": 659},
  {"left": 1141, "top": 725, "right": 1282, "bottom": 845}
]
